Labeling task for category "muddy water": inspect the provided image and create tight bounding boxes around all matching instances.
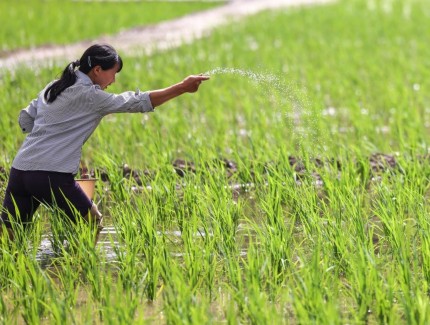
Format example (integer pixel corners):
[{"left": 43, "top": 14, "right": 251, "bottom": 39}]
[{"left": 36, "top": 222, "right": 252, "bottom": 268}]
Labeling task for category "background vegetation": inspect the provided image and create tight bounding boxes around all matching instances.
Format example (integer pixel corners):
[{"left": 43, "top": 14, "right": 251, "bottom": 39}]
[{"left": 0, "top": 0, "right": 223, "bottom": 53}]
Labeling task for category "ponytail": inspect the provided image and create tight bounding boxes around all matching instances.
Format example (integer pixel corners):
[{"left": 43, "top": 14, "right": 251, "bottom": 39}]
[
  {"left": 44, "top": 60, "right": 79, "bottom": 103},
  {"left": 44, "top": 44, "right": 122, "bottom": 103}
]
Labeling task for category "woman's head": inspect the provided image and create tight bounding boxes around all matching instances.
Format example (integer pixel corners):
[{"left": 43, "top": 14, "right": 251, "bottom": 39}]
[
  {"left": 77, "top": 44, "right": 123, "bottom": 75},
  {"left": 44, "top": 44, "right": 123, "bottom": 103},
  {"left": 79, "top": 44, "right": 123, "bottom": 90}
]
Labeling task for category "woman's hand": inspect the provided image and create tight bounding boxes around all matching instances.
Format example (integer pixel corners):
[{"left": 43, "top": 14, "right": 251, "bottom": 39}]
[
  {"left": 180, "top": 75, "right": 210, "bottom": 93},
  {"left": 148, "top": 74, "right": 210, "bottom": 108}
]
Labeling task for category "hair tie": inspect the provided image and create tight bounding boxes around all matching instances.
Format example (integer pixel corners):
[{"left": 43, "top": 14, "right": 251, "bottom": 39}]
[
  {"left": 74, "top": 59, "right": 80, "bottom": 67},
  {"left": 87, "top": 56, "right": 92, "bottom": 68}
]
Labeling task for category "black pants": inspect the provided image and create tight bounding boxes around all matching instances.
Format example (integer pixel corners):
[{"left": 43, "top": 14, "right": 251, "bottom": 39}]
[{"left": 1, "top": 167, "right": 92, "bottom": 229}]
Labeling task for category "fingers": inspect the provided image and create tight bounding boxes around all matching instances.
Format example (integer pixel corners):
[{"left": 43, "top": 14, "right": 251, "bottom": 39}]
[
  {"left": 194, "top": 75, "right": 209, "bottom": 87},
  {"left": 196, "top": 74, "right": 210, "bottom": 81},
  {"left": 182, "top": 74, "right": 209, "bottom": 93},
  {"left": 185, "top": 74, "right": 209, "bottom": 81}
]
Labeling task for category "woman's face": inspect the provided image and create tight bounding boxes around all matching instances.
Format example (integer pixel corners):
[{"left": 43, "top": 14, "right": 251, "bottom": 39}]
[{"left": 90, "top": 62, "right": 120, "bottom": 90}]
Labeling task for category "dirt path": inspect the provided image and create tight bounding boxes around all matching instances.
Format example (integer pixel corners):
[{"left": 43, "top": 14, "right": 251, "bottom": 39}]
[{"left": 0, "top": 0, "right": 332, "bottom": 70}]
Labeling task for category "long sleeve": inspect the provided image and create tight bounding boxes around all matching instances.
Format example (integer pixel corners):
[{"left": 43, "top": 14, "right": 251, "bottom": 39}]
[
  {"left": 18, "top": 98, "right": 38, "bottom": 133},
  {"left": 92, "top": 87, "right": 154, "bottom": 115}
]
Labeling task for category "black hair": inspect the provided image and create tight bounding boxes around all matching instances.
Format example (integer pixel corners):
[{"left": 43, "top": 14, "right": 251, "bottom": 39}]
[{"left": 44, "top": 44, "right": 123, "bottom": 103}]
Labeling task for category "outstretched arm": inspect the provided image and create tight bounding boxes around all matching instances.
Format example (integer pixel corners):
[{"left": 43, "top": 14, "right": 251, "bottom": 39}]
[{"left": 148, "top": 75, "right": 209, "bottom": 108}]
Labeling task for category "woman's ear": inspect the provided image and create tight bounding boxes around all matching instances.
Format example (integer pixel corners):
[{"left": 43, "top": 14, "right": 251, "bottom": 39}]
[{"left": 93, "top": 65, "right": 102, "bottom": 75}]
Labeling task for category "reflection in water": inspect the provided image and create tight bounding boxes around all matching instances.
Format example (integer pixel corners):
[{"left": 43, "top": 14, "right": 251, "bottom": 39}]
[
  {"left": 35, "top": 233, "right": 121, "bottom": 268},
  {"left": 35, "top": 226, "right": 235, "bottom": 268}
]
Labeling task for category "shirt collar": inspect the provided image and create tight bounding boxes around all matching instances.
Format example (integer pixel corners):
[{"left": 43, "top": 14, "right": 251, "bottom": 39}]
[{"left": 76, "top": 70, "right": 95, "bottom": 86}]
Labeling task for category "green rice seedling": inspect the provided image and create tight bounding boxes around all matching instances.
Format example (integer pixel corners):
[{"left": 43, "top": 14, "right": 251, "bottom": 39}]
[
  {"left": 372, "top": 265, "right": 401, "bottom": 325},
  {"left": 49, "top": 213, "right": 107, "bottom": 316},
  {"left": 79, "top": 256, "right": 108, "bottom": 322},
  {"left": 9, "top": 254, "right": 52, "bottom": 324},
  {"left": 171, "top": 175, "right": 202, "bottom": 233},
  {"left": 93, "top": 153, "right": 133, "bottom": 203},
  {"left": 180, "top": 211, "right": 206, "bottom": 291},
  {"left": 45, "top": 283, "right": 75, "bottom": 324},
  {"left": 0, "top": 294, "right": 12, "bottom": 324},
  {"left": 0, "top": 245, "right": 19, "bottom": 323},
  {"left": 0, "top": 226, "right": 19, "bottom": 288},
  {"left": 252, "top": 173, "right": 296, "bottom": 292},
  {"left": 320, "top": 218, "right": 351, "bottom": 275},
  {"left": 146, "top": 172, "right": 180, "bottom": 227},
  {"left": 110, "top": 223, "right": 147, "bottom": 297},
  {"left": 400, "top": 158, "right": 430, "bottom": 287},
  {"left": 370, "top": 177, "right": 430, "bottom": 323},
  {"left": 416, "top": 205, "right": 430, "bottom": 289},
  {"left": 138, "top": 197, "right": 167, "bottom": 302},
  {"left": 222, "top": 252, "right": 247, "bottom": 320},
  {"left": 224, "top": 300, "right": 239, "bottom": 325},
  {"left": 241, "top": 237, "right": 266, "bottom": 294},
  {"left": 290, "top": 244, "right": 342, "bottom": 324},
  {"left": 77, "top": 252, "right": 106, "bottom": 305},
  {"left": 260, "top": 155, "right": 325, "bottom": 248},
  {"left": 344, "top": 242, "right": 378, "bottom": 323},
  {"left": 174, "top": 204, "right": 220, "bottom": 302},
  {"left": 48, "top": 208, "right": 77, "bottom": 256},
  {"left": 71, "top": 293, "right": 103, "bottom": 325},
  {"left": 284, "top": 184, "right": 321, "bottom": 245},
  {"left": 0, "top": 215, "right": 44, "bottom": 319},
  {"left": 2, "top": 212, "right": 29, "bottom": 254},
  {"left": 200, "top": 239, "right": 219, "bottom": 302},
  {"left": 92, "top": 268, "right": 144, "bottom": 324},
  {"left": 161, "top": 257, "right": 212, "bottom": 325},
  {"left": 110, "top": 201, "right": 160, "bottom": 306},
  {"left": 98, "top": 275, "right": 143, "bottom": 324},
  {"left": 46, "top": 257, "right": 81, "bottom": 324},
  {"left": 245, "top": 283, "right": 284, "bottom": 325},
  {"left": 113, "top": 192, "right": 165, "bottom": 301},
  {"left": 333, "top": 182, "right": 383, "bottom": 321},
  {"left": 241, "top": 239, "right": 288, "bottom": 324},
  {"left": 209, "top": 195, "right": 241, "bottom": 258},
  {"left": 233, "top": 251, "right": 286, "bottom": 323},
  {"left": 406, "top": 285, "right": 430, "bottom": 325},
  {"left": 373, "top": 182, "right": 414, "bottom": 281},
  {"left": 173, "top": 178, "right": 223, "bottom": 299},
  {"left": 319, "top": 178, "right": 366, "bottom": 273},
  {"left": 197, "top": 213, "right": 222, "bottom": 301},
  {"left": 194, "top": 168, "right": 242, "bottom": 258}
]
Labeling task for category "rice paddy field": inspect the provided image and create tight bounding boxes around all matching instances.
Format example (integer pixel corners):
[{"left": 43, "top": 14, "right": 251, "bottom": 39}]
[{"left": 1, "top": 0, "right": 430, "bottom": 323}]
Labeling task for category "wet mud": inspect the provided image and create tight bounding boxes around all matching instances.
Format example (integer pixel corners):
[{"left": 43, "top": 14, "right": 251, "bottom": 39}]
[
  {"left": 74, "top": 152, "right": 406, "bottom": 189},
  {"left": 0, "top": 152, "right": 419, "bottom": 192}
]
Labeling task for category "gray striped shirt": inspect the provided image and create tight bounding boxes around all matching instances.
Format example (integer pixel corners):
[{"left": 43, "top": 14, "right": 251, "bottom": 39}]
[{"left": 13, "top": 70, "right": 154, "bottom": 174}]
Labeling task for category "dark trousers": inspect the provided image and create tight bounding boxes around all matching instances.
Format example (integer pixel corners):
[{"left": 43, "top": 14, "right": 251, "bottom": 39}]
[{"left": 1, "top": 167, "right": 92, "bottom": 229}]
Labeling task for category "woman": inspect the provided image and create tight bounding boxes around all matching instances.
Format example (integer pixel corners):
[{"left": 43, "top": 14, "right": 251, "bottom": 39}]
[{"left": 0, "top": 44, "right": 209, "bottom": 240}]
